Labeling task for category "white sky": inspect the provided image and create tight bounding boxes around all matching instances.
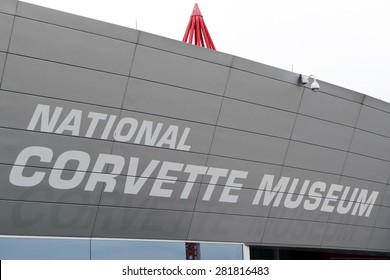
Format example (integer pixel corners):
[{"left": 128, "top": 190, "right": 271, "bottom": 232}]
[{"left": 24, "top": 0, "right": 390, "bottom": 102}]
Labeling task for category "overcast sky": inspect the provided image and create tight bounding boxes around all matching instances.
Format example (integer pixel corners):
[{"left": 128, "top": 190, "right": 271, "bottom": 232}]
[{"left": 24, "top": 0, "right": 390, "bottom": 103}]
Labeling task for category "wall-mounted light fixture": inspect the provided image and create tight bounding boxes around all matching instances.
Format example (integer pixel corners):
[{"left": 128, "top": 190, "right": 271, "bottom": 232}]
[{"left": 300, "top": 74, "right": 320, "bottom": 92}]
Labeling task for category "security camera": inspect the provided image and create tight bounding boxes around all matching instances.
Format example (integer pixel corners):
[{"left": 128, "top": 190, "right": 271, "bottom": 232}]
[
  {"left": 310, "top": 80, "right": 320, "bottom": 92},
  {"left": 299, "top": 74, "right": 309, "bottom": 85},
  {"left": 299, "top": 74, "right": 320, "bottom": 93}
]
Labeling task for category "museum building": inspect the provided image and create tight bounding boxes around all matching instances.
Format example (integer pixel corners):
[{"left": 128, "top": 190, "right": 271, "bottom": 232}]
[{"left": 1, "top": 0, "right": 390, "bottom": 259}]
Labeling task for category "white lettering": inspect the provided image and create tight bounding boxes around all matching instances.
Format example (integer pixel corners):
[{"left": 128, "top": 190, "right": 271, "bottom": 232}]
[
  {"left": 336, "top": 187, "right": 359, "bottom": 214},
  {"left": 321, "top": 184, "right": 343, "bottom": 212},
  {"left": 114, "top": 117, "right": 138, "bottom": 142},
  {"left": 134, "top": 121, "right": 163, "bottom": 146},
  {"left": 176, "top": 127, "right": 191, "bottom": 151},
  {"left": 101, "top": 115, "right": 117, "bottom": 140},
  {"left": 351, "top": 190, "right": 379, "bottom": 217},
  {"left": 86, "top": 112, "right": 107, "bottom": 138},
  {"left": 284, "top": 179, "right": 310, "bottom": 209},
  {"left": 49, "top": 150, "right": 90, "bottom": 190},
  {"left": 124, "top": 158, "right": 160, "bottom": 194},
  {"left": 252, "top": 175, "right": 290, "bottom": 206},
  {"left": 149, "top": 162, "right": 184, "bottom": 198},
  {"left": 55, "top": 109, "right": 82, "bottom": 136},
  {"left": 10, "top": 146, "right": 53, "bottom": 187},
  {"left": 14, "top": 103, "right": 384, "bottom": 218},
  {"left": 202, "top": 167, "right": 229, "bottom": 201},
  {"left": 85, "top": 154, "right": 125, "bottom": 192},
  {"left": 219, "top": 170, "right": 248, "bottom": 203},
  {"left": 180, "top": 165, "right": 208, "bottom": 199},
  {"left": 303, "top": 181, "right": 326, "bottom": 210},
  {"left": 27, "top": 104, "right": 192, "bottom": 151},
  {"left": 156, "top": 125, "right": 178, "bottom": 149},
  {"left": 27, "top": 104, "right": 62, "bottom": 132}
]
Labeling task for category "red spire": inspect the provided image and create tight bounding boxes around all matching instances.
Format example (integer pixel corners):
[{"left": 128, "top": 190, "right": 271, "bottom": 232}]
[
  {"left": 191, "top": 3, "right": 202, "bottom": 16},
  {"left": 182, "top": 3, "right": 216, "bottom": 50}
]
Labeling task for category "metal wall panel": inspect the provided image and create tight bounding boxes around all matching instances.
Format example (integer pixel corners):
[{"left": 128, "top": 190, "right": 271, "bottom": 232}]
[
  {"left": 327, "top": 204, "right": 380, "bottom": 227},
  {"left": 100, "top": 175, "right": 200, "bottom": 211},
  {"left": 363, "top": 95, "right": 390, "bottom": 113},
  {"left": 318, "top": 80, "right": 364, "bottom": 103},
  {"left": 16, "top": 2, "right": 139, "bottom": 43},
  {"left": 381, "top": 186, "right": 390, "bottom": 208},
  {"left": 0, "top": 90, "right": 121, "bottom": 139},
  {"left": 210, "top": 127, "right": 289, "bottom": 165},
  {"left": 262, "top": 219, "right": 325, "bottom": 246},
  {"left": 321, "top": 224, "right": 372, "bottom": 250},
  {"left": 124, "top": 78, "right": 222, "bottom": 125},
  {"left": 284, "top": 141, "right": 346, "bottom": 174},
  {"left": 0, "top": 0, "right": 17, "bottom": 14},
  {"left": 9, "top": 17, "right": 135, "bottom": 75},
  {"left": 205, "top": 155, "right": 283, "bottom": 191},
  {"left": 0, "top": 200, "right": 97, "bottom": 237},
  {"left": 299, "top": 90, "right": 361, "bottom": 126},
  {"left": 0, "top": 164, "right": 103, "bottom": 205},
  {"left": 118, "top": 110, "right": 215, "bottom": 154},
  {"left": 374, "top": 206, "right": 390, "bottom": 229},
  {"left": 279, "top": 167, "right": 341, "bottom": 195},
  {"left": 0, "top": 13, "right": 13, "bottom": 51},
  {"left": 1, "top": 1, "right": 389, "bottom": 254},
  {"left": 368, "top": 228, "right": 390, "bottom": 251},
  {"left": 338, "top": 176, "right": 386, "bottom": 201},
  {"left": 292, "top": 115, "right": 354, "bottom": 150},
  {"left": 268, "top": 195, "right": 330, "bottom": 222},
  {"left": 356, "top": 105, "right": 390, "bottom": 138},
  {"left": 111, "top": 142, "right": 208, "bottom": 180},
  {"left": 350, "top": 129, "right": 390, "bottom": 162},
  {"left": 130, "top": 45, "right": 230, "bottom": 95},
  {"left": 2, "top": 55, "right": 128, "bottom": 107},
  {"left": 0, "top": 53, "right": 6, "bottom": 87},
  {"left": 218, "top": 98, "right": 296, "bottom": 138},
  {"left": 232, "top": 56, "right": 299, "bottom": 84},
  {"left": 225, "top": 69, "right": 303, "bottom": 112},
  {"left": 194, "top": 184, "right": 271, "bottom": 217},
  {"left": 0, "top": 128, "right": 113, "bottom": 170},
  {"left": 138, "top": 31, "right": 233, "bottom": 66},
  {"left": 93, "top": 207, "right": 192, "bottom": 240},
  {"left": 188, "top": 212, "right": 267, "bottom": 243},
  {"left": 342, "top": 153, "right": 390, "bottom": 184}
]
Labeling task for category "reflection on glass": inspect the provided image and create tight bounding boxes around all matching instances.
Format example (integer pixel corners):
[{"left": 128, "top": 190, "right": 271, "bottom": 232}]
[
  {"left": 199, "top": 243, "right": 243, "bottom": 260},
  {"left": 0, "top": 236, "right": 242, "bottom": 260},
  {"left": 0, "top": 237, "right": 90, "bottom": 260},
  {"left": 91, "top": 239, "right": 186, "bottom": 260}
]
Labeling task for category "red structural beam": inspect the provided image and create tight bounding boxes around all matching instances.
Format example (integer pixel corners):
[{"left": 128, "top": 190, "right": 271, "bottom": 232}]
[
  {"left": 185, "top": 242, "right": 199, "bottom": 260},
  {"left": 182, "top": 3, "right": 216, "bottom": 50}
]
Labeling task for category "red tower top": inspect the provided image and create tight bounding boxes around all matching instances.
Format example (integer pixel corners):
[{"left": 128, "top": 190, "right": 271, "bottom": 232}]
[
  {"left": 191, "top": 3, "right": 202, "bottom": 16},
  {"left": 182, "top": 3, "right": 216, "bottom": 50}
]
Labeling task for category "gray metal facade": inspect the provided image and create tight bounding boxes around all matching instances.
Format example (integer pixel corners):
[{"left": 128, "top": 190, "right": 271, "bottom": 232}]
[{"left": 1, "top": 0, "right": 390, "bottom": 254}]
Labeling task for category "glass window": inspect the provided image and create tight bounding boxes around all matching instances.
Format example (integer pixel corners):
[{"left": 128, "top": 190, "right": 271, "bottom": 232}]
[
  {"left": 250, "top": 246, "right": 276, "bottom": 260},
  {"left": 0, "top": 237, "right": 90, "bottom": 259},
  {"left": 0, "top": 236, "right": 242, "bottom": 260},
  {"left": 199, "top": 243, "right": 243, "bottom": 260},
  {"left": 91, "top": 239, "right": 186, "bottom": 260}
]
